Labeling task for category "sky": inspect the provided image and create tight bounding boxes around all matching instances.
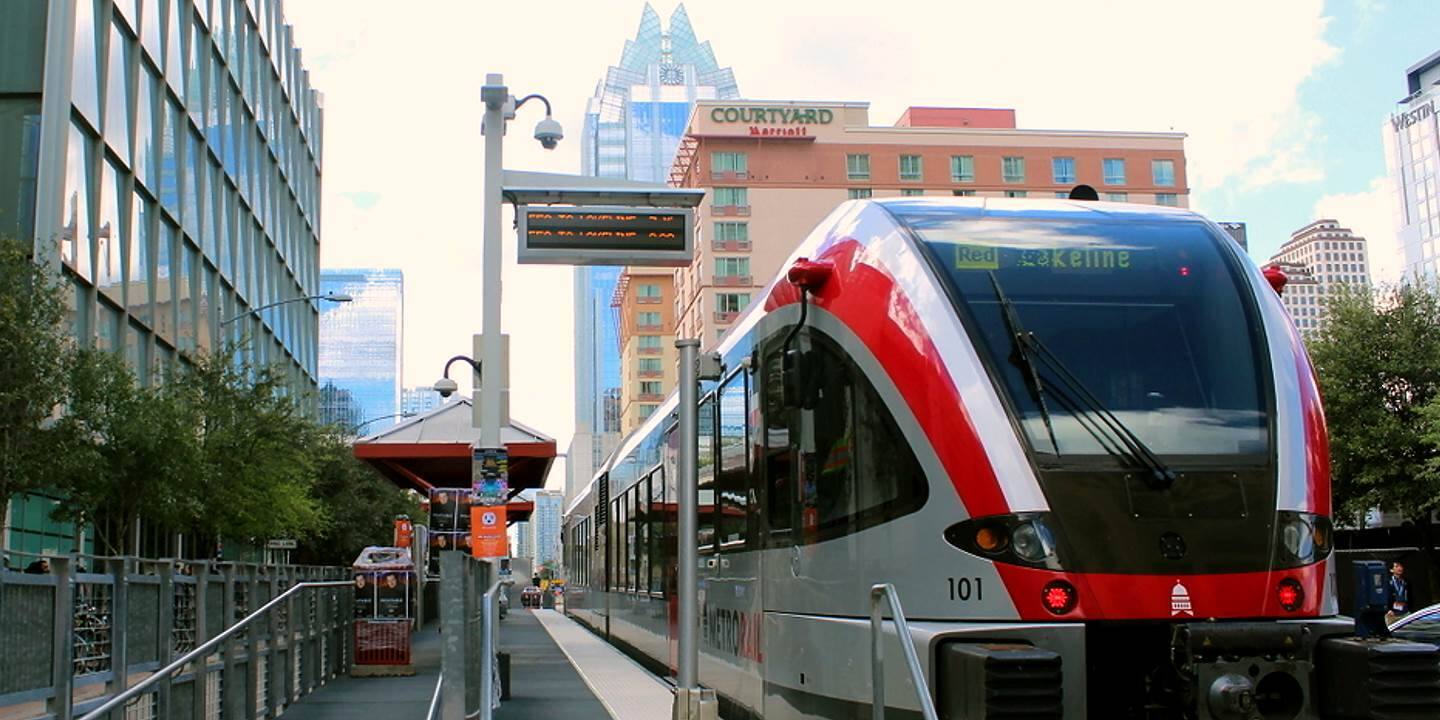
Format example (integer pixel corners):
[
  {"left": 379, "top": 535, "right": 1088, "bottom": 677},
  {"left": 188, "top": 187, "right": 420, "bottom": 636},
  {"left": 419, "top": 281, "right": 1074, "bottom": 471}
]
[{"left": 282, "top": 0, "right": 1438, "bottom": 489}]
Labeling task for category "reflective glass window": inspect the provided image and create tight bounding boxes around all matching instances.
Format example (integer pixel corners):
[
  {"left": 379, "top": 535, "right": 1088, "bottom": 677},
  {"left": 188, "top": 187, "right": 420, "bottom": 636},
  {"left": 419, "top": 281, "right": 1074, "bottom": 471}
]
[
  {"left": 73, "top": 0, "right": 103, "bottom": 124},
  {"left": 177, "top": 240, "right": 194, "bottom": 352},
  {"left": 197, "top": 264, "right": 214, "bottom": 352},
  {"left": 203, "top": 161, "right": 219, "bottom": 261},
  {"left": 1156, "top": 193, "right": 1179, "bottom": 207},
  {"left": 1053, "top": 157, "right": 1076, "bottom": 184},
  {"left": 127, "top": 320, "right": 149, "bottom": 382},
  {"left": 140, "top": 0, "right": 162, "bottom": 62},
  {"left": 165, "top": 0, "right": 184, "bottom": 95},
  {"left": 718, "top": 374, "right": 748, "bottom": 551},
  {"left": 135, "top": 64, "right": 157, "bottom": 190},
  {"left": 848, "top": 188, "right": 872, "bottom": 200},
  {"left": 128, "top": 191, "right": 153, "bottom": 327},
  {"left": 697, "top": 396, "right": 716, "bottom": 553},
  {"left": 1103, "top": 158, "right": 1127, "bottom": 185},
  {"left": 899, "top": 155, "right": 923, "bottom": 182},
  {"left": 184, "top": 129, "right": 202, "bottom": 238},
  {"left": 160, "top": 99, "right": 181, "bottom": 215},
  {"left": 97, "top": 300, "right": 122, "bottom": 352},
  {"left": 156, "top": 218, "right": 176, "bottom": 340},
  {"left": 1107, "top": 192, "right": 1129, "bottom": 202},
  {"left": 185, "top": 19, "right": 205, "bottom": 124},
  {"left": 951, "top": 155, "right": 974, "bottom": 183},
  {"left": 1153, "top": 159, "right": 1176, "bottom": 187},
  {"left": 105, "top": 21, "right": 134, "bottom": 164},
  {"left": 62, "top": 123, "right": 95, "bottom": 281},
  {"left": 846, "top": 153, "right": 870, "bottom": 181},
  {"left": 96, "top": 160, "right": 125, "bottom": 305},
  {"left": 1003, "top": 156, "right": 1026, "bottom": 183}
]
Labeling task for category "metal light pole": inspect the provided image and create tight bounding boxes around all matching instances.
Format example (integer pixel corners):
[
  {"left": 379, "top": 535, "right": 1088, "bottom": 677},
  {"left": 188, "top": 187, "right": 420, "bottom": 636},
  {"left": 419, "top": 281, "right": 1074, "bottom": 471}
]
[
  {"left": 219, "top": 292, "right": 352, "bottom": 325},
  {"left": 479, "top": 75, "right": 508, "bottom": 449},
  {"left": 675, "top": 340, "right": 700, "bottom": 692}
]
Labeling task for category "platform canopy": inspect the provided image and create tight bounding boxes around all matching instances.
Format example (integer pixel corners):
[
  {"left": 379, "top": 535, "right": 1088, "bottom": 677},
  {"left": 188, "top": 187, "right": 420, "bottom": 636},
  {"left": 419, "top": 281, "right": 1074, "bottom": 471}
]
[{"left": 353, "top": 397, "right": 556, "bottom": 500}]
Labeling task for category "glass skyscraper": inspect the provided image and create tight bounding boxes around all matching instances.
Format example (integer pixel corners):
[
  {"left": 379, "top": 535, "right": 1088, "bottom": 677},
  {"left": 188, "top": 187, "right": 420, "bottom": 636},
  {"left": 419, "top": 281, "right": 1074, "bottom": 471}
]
[
  {"left": 568, "top": 3, "right": 738, "bottom": 499},
  {"left": 1386, "top": 49, "right": 1440, "bottom": 280},
  {"left": 1, "top": 0, "right": 323, "bottom": 557},
  {"left": 319, "top": 269, "right": 403, "bottom": 430}
]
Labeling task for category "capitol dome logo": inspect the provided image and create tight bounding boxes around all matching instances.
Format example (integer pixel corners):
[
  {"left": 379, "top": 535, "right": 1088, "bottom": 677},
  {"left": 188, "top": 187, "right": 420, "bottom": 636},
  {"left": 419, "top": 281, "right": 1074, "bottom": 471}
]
[{"left": 1170, "top": 581, "right": 1194, "bottom": 617}]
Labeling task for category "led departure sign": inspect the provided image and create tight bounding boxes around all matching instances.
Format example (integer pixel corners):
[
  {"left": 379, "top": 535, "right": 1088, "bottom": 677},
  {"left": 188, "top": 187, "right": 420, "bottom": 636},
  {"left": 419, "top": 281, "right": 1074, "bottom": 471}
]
[{"left": 517, "top": 205, "right": 695, "bottom": 266}]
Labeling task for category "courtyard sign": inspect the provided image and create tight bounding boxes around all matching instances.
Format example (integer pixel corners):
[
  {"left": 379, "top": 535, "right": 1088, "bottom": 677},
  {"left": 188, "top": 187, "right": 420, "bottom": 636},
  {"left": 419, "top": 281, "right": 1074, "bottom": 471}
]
[{"left": 710, "top": 107, "right": 835, "bottom": 125}]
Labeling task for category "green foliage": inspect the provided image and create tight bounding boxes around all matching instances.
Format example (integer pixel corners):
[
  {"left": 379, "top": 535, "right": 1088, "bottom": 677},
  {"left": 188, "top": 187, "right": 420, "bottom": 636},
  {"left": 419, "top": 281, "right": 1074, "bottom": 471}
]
[
  {"left": 48, "top": 350, "right": 201, "bottom": 554},
  {"left": 1308, "top": 283, "right": 1440, "bottom": 521},
  {"left": 0, "top": 236, "right": 70, "bottom": 508},
  {"left": 293, "top": 428, "right": 423, "bottom": 566},
  {"left": 180, "top": 346, "right": 325, "bottom": 545}
]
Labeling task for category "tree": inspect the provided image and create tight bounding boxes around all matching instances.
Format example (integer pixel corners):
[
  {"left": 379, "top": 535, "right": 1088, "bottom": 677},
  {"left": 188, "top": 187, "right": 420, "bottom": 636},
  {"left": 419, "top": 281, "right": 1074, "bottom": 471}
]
[
  {"left": 0, "top": 236, "right": 70, "bottom": 511},
  {"left": 182, "top": 346, "right": 325, "bottom": 548},
  {"left": 1308, "top": 282, "right": 1440, "bottom": 593},
  {"left": 49, "top": 350, "right": 202, "bottom": 554},
  {"left": 293, "top": 428, "right": 422, "bottom": 566}
]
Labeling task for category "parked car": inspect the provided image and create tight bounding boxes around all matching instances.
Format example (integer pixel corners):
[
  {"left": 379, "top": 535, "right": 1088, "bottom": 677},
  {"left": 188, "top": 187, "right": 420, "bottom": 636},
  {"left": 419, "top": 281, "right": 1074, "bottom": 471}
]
[
  {"left": 521, "top": 586, "right": 543, "bottom": 609},
  {"left": 1388, "top": 602, "right": 1440, "bottom": 645}
]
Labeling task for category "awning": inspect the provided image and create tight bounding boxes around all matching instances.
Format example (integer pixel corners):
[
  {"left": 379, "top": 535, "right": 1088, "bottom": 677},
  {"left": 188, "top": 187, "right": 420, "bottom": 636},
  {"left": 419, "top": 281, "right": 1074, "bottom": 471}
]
[{"left": 353, "top": 397, "right": 556, "bottom": 497}]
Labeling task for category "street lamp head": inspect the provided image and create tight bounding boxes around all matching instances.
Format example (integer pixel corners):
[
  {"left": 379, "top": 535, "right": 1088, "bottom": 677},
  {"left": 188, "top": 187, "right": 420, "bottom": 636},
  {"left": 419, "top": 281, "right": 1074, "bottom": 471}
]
[
  {"left": 434, "top": 377, "right": 459, "bottom": 398},
  {"left": 534, "top": 115, "right": 563, "bottom": 150},
  {"left": 324, "top": 293, "right": 354, "bottom": 303}
]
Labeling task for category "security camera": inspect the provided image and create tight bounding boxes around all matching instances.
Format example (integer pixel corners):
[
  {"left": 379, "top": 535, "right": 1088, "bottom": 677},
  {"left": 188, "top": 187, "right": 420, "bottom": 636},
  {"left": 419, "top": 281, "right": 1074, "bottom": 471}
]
[
  {"left": 534, "top": 116, "right": 563, "bottom": 150},
  {"left": 434, "top": 377, "right": 459, "bottom": 398}
]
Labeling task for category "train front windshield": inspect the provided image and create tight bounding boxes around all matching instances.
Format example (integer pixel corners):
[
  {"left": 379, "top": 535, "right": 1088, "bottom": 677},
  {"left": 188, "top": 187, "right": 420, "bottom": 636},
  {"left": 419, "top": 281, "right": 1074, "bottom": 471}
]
[{"left": 903, "top": 213, "right": 1271, "bottom": 464}]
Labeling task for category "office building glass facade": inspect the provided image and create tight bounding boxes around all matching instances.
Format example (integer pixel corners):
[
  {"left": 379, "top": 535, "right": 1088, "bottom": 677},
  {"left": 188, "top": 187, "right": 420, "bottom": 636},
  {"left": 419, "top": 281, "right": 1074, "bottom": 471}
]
[{"left": 319, "top": 269, "right": 403, "bottom": 430}]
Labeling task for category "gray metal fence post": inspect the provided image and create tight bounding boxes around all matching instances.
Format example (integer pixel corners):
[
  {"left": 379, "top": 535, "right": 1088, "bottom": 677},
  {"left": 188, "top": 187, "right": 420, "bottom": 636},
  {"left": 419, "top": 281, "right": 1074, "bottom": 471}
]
[
  {"left": 220, "top": 565, "right": 238, "bottom": 720},
  {"left": 440, "top": 552, "right": 466, "bottom": 720},
  {"left": 243, "top": 568, "right": 259, "bottom": 720},
  {"left": 192, "top": 562, "right": 211, "bottom": 720},
  {"left": 283, "top": 567, "right": 297, "bottom": 704},
  {"left": 49, "top": 556, "right": 75, "bottom": 720},
  {"left": 157, "top": 564, "right": 175, "bottom": 720},
  {"left": 267, "top": 569, "right": 282, "bottom": 718},
  {"left": 106, "top": 558, "right": 129, "bottom": 720}
]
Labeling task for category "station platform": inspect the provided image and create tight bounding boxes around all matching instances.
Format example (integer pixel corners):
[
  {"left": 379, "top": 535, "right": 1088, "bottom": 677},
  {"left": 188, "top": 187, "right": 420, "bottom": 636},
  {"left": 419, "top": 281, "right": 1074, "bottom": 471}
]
[{"left": 279, "top": 609, "right": 674, "bottom": 720}]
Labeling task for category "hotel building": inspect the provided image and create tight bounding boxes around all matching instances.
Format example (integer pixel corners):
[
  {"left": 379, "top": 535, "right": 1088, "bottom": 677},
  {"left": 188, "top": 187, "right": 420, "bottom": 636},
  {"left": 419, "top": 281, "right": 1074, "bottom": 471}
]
[
  {"left": 667, "top": 101, "right": 1189, "bottom": 350},
  {"left": 1266, "top": 219, "right": 1372, "bottom": 334},
  {"left": 1385, "top": 49, "right": 1440, "bottom": 280}
]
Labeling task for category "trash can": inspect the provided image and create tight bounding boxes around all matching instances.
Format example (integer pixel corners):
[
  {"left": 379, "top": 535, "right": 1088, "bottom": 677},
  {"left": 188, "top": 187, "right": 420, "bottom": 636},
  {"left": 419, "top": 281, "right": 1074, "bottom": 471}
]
[{"left": 351, "top": 546, "right": 416, "bottom": 676}]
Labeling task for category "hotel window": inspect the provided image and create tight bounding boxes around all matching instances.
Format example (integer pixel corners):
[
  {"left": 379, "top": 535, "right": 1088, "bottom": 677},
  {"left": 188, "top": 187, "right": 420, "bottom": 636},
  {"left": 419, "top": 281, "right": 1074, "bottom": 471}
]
[
  {"left": 900, "top": 188, "right": 925, "bottom": 196},
  {"left": 713, "top": 151, "right": 748, "bottom": 175},
  {"left": 846, "top": 153, "right": 871, "bottom": 181},
  {"left": 1106, "top": 193, "right": 1128, "bottom": 202},
  {"left": 639, "top": 404, "right": 658, "bottom": 420},
  {"left": 638, "top": 335, "right": 662, "bottom": 351},
  {"left": 716, "top": 293, "right": 750, "bottom": 313},
  {"left": 714, "top": 221, "right": 749, "bottom": 244},
  {"left": 951, "top": 155, "right": 975, "bottom": 182},
  {"left": 1155, "top": 193, "right": 1179, "bottom": 206},
  {"left": 1103, "top": 158, "right": 1127, "bottom": 185},
  {"left": 1052, "top": 157, "right": 1076, "bottom": 184},
  {"left": 639, "top": 357, "right": 662, "bottom": 374},
  {"left": 899, "top": 155, "right": 923, "bottom": 181},
  {"left": 637, "top": 311, "right": 661, "bottom": 327},
  {"left": 953, "top": 189, "right": 975, "bottom": 197},
  {"left": 1002, "top": 156, "right": 1025, "bottom": 183},
  {"left": 1055, "top": 191, "right": 1070, "bottom": 198},
  {"left": 716, "top": 257, "right": 750, "bottom": 279},
  {"left": 638, "top": 283, "right": 661, "bottom": 299},
  {"left": 848, "top": 188, "right": 872, "bottom": 200},
  {"left": 1152, "top": 159, "right": 1176, "bottom": 187},
  {"left": 714, "top": 187, "right": 748, "bottom": 209},
  {"left": 1005, "top": 190, "right": 1028, "bottom": 198},
  {"left": 639, "top": 381, "right": 663, "bottom": 396}
]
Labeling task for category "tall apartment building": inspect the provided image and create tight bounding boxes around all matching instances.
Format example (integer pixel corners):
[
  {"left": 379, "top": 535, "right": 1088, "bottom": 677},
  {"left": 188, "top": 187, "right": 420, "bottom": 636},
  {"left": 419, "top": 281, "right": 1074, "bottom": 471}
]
[
  {"left": 319, "top": 269, "right": 403, "bottom": 429},
  {"left": 612, "top": 267, "right": 679, "bottom": 434},
  {"left": 568, "top": 2, "right": 739, "bottom": 500},
  {"left": 670, "top": 101, "right": 1190, "bottom": 349},
  {"left": 1, "top": 0, "right": 322, "bottom": 557},
  {"left": 1266, "top": 219, "right": 1372, "bottom": 334},
  {"left": 530, "top": 490, "right": 564, "bottom": 568},
  {"left": 512, "top": 520, "right": 533, "bottom": 560},
  {"left": 1385, "top": 50, "right": 1440, "bottom": 280}
]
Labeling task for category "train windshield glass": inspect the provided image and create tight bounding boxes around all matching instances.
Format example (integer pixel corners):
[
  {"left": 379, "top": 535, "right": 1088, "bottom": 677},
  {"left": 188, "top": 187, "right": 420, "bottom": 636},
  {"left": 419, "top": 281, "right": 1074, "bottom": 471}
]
[{"left": 905, "top": 215, "right": 1269, "bottom": 461}]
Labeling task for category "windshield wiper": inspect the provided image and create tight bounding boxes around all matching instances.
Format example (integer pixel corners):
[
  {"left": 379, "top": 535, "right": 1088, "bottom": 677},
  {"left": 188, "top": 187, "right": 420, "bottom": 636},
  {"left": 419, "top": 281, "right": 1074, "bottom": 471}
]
[
  {"left": 988, "top": 272, "right": 1059, "bottom": 455},
  {"left": 986, "top": 272, "right": 1178, "bottom": 489}
]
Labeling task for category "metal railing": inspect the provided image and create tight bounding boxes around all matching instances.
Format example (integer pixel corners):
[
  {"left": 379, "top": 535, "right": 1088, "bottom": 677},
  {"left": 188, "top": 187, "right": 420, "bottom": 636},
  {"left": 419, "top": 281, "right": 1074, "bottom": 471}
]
[
  {"left": 438, "top": 553, "right": 509, "bottom": 720},
  {"left": 869, "top": 583, "right": 939, "bottom": 720},
  {"left": 0, "top": 555, "right": 350, "bottom": 720}
]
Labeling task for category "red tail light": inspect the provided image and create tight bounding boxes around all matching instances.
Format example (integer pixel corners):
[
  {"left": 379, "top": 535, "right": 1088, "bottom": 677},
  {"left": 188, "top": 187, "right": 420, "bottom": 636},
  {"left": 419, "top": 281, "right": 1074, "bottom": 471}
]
[
  {"left": 1277, "top": 578, "right": 1304, "bottom": 612},
  {"left": 1041, "top": 580, "right": 1078, "bottom": 615}
]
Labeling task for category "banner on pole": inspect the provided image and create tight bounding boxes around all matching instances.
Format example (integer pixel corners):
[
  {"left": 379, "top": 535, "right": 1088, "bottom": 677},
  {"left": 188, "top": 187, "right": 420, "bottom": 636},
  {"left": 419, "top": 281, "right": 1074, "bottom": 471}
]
[
  {"left": 471, "top": 505, "right": 508, "bottom": 558},
  {"left": 473, "top": 447, "right": 509, "bottom": 505}
]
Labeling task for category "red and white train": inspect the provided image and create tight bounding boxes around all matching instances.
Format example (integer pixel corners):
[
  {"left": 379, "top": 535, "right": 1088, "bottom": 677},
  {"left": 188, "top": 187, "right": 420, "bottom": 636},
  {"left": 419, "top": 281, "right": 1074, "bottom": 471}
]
[{"left": 561, "top": 197, "right": 1422, "bottom": 719}]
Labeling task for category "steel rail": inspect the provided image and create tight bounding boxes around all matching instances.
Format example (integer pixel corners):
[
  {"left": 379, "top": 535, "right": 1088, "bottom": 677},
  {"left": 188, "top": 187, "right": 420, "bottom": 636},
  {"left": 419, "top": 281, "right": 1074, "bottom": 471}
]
[
  {"left": 870, "top": 583, "right": 940, "bottom": 720},
  {"left": 79, "top": 580, "right": 352, "bottom": 720}
]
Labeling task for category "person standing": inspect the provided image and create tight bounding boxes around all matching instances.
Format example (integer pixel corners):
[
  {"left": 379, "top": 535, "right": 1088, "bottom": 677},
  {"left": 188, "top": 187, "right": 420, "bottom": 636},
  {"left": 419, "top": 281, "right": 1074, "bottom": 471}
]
[{"left": 1387, "top": 560, "right": 1410, "bottom": 623}]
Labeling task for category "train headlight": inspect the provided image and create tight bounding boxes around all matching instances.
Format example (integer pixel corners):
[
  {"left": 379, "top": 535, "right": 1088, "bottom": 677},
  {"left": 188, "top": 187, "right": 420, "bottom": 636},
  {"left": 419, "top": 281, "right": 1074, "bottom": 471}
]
[
  {"left": 1274, "top": 512, "right": 1332, "bottom": 568},
  {"left": 946, "top": 514, "right": 1061, "bottom": 569}
]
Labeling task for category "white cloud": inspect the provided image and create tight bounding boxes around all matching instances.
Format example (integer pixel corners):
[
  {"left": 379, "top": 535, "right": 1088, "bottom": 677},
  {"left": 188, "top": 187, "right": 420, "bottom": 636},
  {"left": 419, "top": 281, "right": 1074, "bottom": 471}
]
[
  {"left": 278, "top": 0, "right": 1342, "bottom": 488},
  {"left": 1314, "top": 177, "right": 1404, "bottom": 284}
]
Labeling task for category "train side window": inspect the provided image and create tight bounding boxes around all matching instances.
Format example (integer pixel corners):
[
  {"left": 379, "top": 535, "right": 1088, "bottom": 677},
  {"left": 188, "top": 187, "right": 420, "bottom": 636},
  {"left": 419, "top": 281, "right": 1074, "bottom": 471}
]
[
  {"left": 697, "top": 395, "right": 718, "bottom": 553},
  {"left": 650, "top": 470, "right": 666, "bottom": 594},
  {"left": 637, "top": 477, "right": 649, "bottom": 594},
  {"left": 717, "top": 372, "right": 750, "bottom": 552},
  {"left": 631, "top": 483, "right": 643, "bottom": 593},
  {"left": 762, "top": 351, "right": 795, "bottom": 545}
]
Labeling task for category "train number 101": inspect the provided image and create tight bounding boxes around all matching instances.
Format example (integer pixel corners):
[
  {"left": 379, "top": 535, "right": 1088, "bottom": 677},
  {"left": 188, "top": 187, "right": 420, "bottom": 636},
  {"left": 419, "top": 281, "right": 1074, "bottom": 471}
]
[{"left": 946, "top": 577, "right": 983, "bottom": 602}]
